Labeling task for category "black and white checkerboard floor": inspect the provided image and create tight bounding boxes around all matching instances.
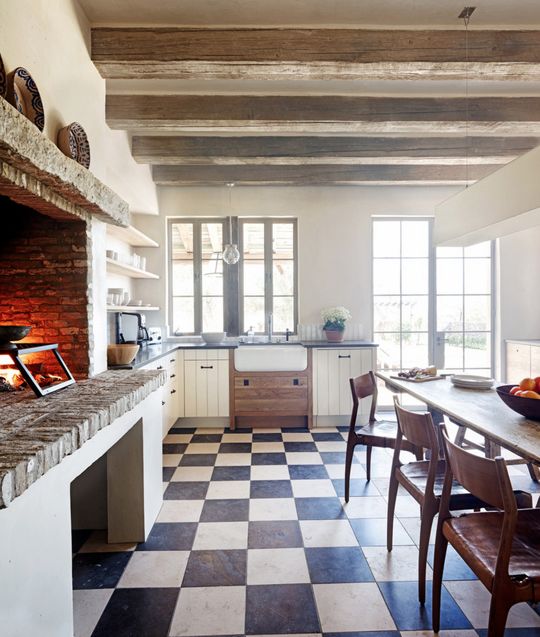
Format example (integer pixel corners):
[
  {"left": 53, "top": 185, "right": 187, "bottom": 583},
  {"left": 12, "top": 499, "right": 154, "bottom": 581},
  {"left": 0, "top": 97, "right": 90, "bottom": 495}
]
[{"left": 72, "top": 425, "right": 540, "bottom": 637}]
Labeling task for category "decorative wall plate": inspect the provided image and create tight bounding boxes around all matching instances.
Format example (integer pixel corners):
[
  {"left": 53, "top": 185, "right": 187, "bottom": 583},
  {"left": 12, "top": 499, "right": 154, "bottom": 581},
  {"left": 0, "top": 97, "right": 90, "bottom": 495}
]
[
  {"left": 0, "top": 54, "right": 6, "bottom": 98},
  {"left": 57, "top": 122, "right": 91, "bottom": 169},
  {"left": 6, "top": 67, "right": 45, "bottom": 131}
]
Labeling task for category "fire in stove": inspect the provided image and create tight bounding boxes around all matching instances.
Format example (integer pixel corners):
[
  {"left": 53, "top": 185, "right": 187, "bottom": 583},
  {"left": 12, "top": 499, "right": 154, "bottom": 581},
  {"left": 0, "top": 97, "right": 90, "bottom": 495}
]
[{"left": 0, "top": 358, "right": 62, "bottom": 392}]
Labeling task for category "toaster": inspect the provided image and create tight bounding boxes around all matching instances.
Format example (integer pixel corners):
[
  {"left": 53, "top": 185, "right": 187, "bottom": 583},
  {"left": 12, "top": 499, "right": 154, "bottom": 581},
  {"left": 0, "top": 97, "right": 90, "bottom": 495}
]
[{"left": 147, "top": 327, "right": 163, "bottom": 344}]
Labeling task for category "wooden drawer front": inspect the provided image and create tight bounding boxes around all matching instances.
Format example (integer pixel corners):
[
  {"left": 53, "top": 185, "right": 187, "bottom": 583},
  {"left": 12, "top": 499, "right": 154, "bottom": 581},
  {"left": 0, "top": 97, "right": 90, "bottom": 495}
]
[
  {"left": 235, "top": 396, "right": 308, "bottom": 413},
  {"left": 506, "top": 343, "right": 531, "bottom": 383},
  {"left": 234, "top": 376, "right": 307, "bottom": 389}
]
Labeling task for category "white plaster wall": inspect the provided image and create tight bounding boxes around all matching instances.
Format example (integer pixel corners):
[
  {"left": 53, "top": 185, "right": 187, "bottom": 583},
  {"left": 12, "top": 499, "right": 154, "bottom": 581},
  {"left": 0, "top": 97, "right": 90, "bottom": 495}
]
[
  {"left": 134, "top": 185, "right": 460, "bottom": 336},
  {"left": 0, "top": 0, "right": 158, "bottom": 216}
]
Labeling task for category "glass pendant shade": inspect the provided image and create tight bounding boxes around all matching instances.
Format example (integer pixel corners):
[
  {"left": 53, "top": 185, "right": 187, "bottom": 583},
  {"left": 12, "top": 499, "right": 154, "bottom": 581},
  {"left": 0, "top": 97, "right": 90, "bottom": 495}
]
[{"left": 222, "top": 243, "right": 240, "bottom": 265}]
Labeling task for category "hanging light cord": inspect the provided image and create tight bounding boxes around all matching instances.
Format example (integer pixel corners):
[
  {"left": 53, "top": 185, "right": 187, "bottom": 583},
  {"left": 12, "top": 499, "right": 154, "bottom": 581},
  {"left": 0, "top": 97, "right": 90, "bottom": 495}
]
[{"left": 459, "top": 7, "right": 476, "bottom": 187}]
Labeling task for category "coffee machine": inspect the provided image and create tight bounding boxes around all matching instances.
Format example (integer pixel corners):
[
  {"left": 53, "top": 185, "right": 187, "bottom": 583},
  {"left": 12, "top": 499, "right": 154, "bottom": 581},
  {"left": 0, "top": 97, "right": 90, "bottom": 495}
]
[{"left": 115, "top": 312, "right": 151, "bottom": 346}]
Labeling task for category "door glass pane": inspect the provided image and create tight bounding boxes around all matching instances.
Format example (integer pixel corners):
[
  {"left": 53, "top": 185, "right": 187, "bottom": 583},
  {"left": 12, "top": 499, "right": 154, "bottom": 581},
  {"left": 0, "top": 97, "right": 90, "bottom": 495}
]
[
  {"left": 402, "top": 259, "right": 428, "bottom": 294},
  {"left": 402, "top": 221, "right": 429, "bottom": 257},
  {"left": 243, "top": 223, "right": 265, "bottom": 258},
  {"left": 273, "top": 297, "right": 294, "bottom": 332},
  {"left": 171, "top": 223, "right": 193, "bottom": 259},
  {"left": 202, "top": 297, "right": 223, "bottom": 332},
  {"left": 273, "top": 261, "right": 294, "bottom": 295},
  {"left": 273, "top": 223, "right": 294, "bottom": 259},
  {"left": 202, "top": 256, "right": 223, "bottom": 296},
  {"left": 374, "top": 332, "right": 401, "bottom": 370},
  {"left": 464, "top": 259, "right": 491, "bottom": 294},
  {"left": 438, "top": 246, "right": 463, "bottom": 258},
  {"left": 244, "top": 261, "right": 265, "bottom": 295},
  {"left": 373, "top": 221, "right": 400, "bottom": 257},
  {"left": 437, "top": 258, "right": 463, "bottom": 294},
  {"left": 173, "top": 297, "right": 194, "bottom": 334},
  {"left": 373, "top": 259, "right": 400, "bottom": 295},
  {"left": 464, "top": 333, "right": 491, "bottom": 368},
  {"left": 402, "top": 296, "right": 428, "bottom": 332},
  {"left": 444, "top": 333, "right": 464, "bottom": 369},
  {"left": 244, "top": 297, "right": 265, "bottom": 332},
  {"left": 437, "top": 296, "right": 463, "bottom": 332},
  {"left": 402, "top": 333, "right": 429, "bottom": 368},
  {"left": 464, "top": 295, "right": 491, "bottom": 332},
  {"left": 464, "top": 241, "right": 491, "bottom": 257},
  {"left": 172, "top": 261, "right": 194, "bottom": 296},
  {"left": 374, "top": 296, "right": 401, "bottom": 332}
]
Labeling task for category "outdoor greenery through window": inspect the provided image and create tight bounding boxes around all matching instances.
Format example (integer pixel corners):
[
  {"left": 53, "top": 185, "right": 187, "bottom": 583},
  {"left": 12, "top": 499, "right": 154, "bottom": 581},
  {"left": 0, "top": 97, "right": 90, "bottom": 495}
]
[{"left": 169, "top": 217, "right": 297, "bottom": 336}]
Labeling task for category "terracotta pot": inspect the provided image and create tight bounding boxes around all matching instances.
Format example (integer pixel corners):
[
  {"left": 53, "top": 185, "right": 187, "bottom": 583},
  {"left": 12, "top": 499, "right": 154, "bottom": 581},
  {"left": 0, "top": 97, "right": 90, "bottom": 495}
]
[{"left": 324, "top": 328, "right": 344, "bottom": 342}]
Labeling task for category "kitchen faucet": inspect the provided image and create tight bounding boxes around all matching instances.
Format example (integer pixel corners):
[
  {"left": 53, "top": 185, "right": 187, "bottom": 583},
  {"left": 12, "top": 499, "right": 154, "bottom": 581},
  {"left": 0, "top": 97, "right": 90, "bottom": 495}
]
[{"left": 266, "top": 312, "right": 273, "bottom": 342}]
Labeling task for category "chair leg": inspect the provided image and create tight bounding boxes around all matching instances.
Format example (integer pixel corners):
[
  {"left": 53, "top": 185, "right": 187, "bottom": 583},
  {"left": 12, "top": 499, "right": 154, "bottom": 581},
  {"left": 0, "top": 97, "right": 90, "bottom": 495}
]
[
  {"left": 487, "top": 592, "right": 512, "bottom": 637},
  {"left": 527, "top": 462, "right": 540, "bottom": 483},
  {"left": 365, "top": 445, "right": 373, "bottom": 482},
  {"left": 386, "top": 471, "right": 399, "bottom": 552},
  {"left": 418, "top": 505, "right": 436, "bottom": 605},
  {"left": 431, "top": 530, "right": 448, "bottom": 633},
  {"left": 344, "top": 437, "right": 356, "bottom": 503}
]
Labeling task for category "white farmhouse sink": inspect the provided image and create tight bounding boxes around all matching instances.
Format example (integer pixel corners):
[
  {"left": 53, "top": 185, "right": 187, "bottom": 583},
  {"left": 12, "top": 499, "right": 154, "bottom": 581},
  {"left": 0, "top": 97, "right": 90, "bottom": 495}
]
[{"left": 234, "top": 345, "right": 307, "bottom": 372}]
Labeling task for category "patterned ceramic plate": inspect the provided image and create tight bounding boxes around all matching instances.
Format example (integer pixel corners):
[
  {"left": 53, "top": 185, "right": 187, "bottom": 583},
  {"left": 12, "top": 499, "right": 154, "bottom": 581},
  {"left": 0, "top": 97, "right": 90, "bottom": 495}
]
[
  {"left": 57, "top": 122, "right": 91, "bottom": 169},
  {"left": 6, "top": 67, "right": 45, "bottom": 131},
  {"left": 0, "top": 54, "right": 6, "bottom": 98}
]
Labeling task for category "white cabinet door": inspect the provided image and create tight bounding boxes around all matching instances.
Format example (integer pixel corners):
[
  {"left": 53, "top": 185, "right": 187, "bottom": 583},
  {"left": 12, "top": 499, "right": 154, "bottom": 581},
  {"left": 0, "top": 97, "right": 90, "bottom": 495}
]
[
  {"left": 184, "top": 360, "right": 198, "bottom": 417},
  {"left": 217, "top": 359, "right": 230, "bottom": 417},
  {"left": 183, "top": 350, "right": 230, "bottom": 418},
  {"left": 176, "top": 350, "right": 185, "bottom": 418}
]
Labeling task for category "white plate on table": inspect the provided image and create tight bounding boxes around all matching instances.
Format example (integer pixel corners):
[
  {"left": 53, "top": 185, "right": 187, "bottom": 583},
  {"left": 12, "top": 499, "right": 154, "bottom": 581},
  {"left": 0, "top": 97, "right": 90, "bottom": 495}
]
[{"left": 450, "top": 374, "right": 494, "bottom": 390}]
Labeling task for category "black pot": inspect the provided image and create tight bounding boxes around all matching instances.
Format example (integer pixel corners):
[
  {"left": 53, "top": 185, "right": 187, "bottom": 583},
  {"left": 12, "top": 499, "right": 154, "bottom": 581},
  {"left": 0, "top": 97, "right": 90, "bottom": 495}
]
[{"left": 0, "top": 325, "right": 32, "bottom": 343}]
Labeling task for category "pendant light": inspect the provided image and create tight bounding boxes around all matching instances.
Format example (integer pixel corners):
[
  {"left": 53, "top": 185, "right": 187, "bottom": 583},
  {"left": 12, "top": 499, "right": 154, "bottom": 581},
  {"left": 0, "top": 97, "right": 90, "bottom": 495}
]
[
  {"left": 222, "top": 182, "right": 240, "bottom": 265},
  {"left": 459, "top": 6, "right": 475, "bottom": 187}
]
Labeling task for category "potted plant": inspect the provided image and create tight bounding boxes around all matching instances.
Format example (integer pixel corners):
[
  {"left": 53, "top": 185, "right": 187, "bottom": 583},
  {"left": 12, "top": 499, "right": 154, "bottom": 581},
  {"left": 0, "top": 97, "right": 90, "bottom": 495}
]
[{"left": 321, "top": 306, "right": 351, "bottom": 342}]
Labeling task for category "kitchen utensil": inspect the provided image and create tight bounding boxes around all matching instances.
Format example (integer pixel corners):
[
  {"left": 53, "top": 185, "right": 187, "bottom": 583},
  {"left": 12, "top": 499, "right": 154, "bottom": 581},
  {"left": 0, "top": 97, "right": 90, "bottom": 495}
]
[
  {"left": 107, "top": 344, "right": 140, "bottom": 366},
  {"left": 57, "top": 122, "right": 91, "bottom": 169},
  {"left": 0, "top": 54, "right": 6, "bottom": 98},
  {"left": 6, "top": 67, "right": 45, "bottom": 131},
  {"left": 0, "top": 325, "right": 32, "bottom": 343},
  {"left": 451, "top": 374, "right": 494, "bottom": 390},
  {"left": 496, "top": 384, "right": 540, "bottom": 420},
  {"left": 201, "top": 332, "right": 226, "bottom": 344}
]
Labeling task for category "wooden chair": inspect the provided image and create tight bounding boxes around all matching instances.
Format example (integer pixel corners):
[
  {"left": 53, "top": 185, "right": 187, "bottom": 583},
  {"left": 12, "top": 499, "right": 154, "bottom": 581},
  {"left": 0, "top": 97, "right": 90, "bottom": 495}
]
[
  {"left": 344, "top": 371, "right": 422, "bottom": 501},
  {"left": 387, "top": 397, "right": 533, "bottom": 606},
  {"left": 433, "top": 426, "right": 539, "bottom": 637}
]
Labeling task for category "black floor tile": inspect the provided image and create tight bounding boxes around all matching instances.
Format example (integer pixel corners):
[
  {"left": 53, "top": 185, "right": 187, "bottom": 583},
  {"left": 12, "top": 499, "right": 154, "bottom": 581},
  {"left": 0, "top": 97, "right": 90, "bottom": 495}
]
[
  {"left": 427, "top": 544, "right": 477, "bottom": 580},
  {"left": 349, "top": 518, "right": 411, "bottom": 547},
  {"left": 336, "top": 425, "right": 350, "bottom": 431},
  {"left": 226, "top": 427, "right": 252, "bottom": 433},
  {"left": 295, "top": 497, "right": 346, "bottom": 520},
  {"left": 324, "top": 632, "right": 400, "bottom": 637},
  {"left": 288, "top": 464, "right": 329, "bottom": 480},
  {"left": 320, "top": 451, "right": 358, "bottom": 464},
  {"left": 91, "top": 588, "right": 179, "bottom": 637},
  {"left": 162, "top": 467, "right": 175, "bottom": 481},
  {"left": 72, "top": 552, "right": 131, "bottom": 589},
  {"left": 252, "top": 432, "right": 283, "bottom": 442},
  {"left": 248, "top": 520, "right": 304, "bottom": 549},
  {"left": 284, "top": 441, "right": 318, "bottom": 452},
  {"left": 245, "top": 583, "right": 320, "bottom": 634},
  {"left": 332, "top": 478, "right": 380, "bottom": 497},
  {"left": 182, "top": 549, "right": 247, "bottom": 587},
  {"left": 164, "top": 481, "right": 209, "bottom": 500},
  {"left": 211, "top": 466, "right": 251, "bottom": 481},
  {"left": 162, "top": 443, "right": 187, "bottom": 454},
  {"left": 200, "top": 499, "right": 250, "bottom": 522},
  {"left": 280, "top": 427, "right": 310, "bottom": 432},
  {"left": 312, "top": 432, "right": 346, "bottom": 441},
  {"left": 190, "top": 433, "right": 223, "bottom": 443},
  {"left": 305, "top": 546, "right": 374, "bottom": 583},
  {"left": 136, "top": 522, "right": 197, "bottom": 551},
  {"left": 179, "top": 453, "right": 217, "bottom": 466},
  {"left": 219, "top": 442, "right": 252, "bottom": 453},
  {"left": 169, "top": 427, "right": 196, "bottom": 434},
  {"left": 250, "top": 480, "right": 293, "bottom": 499},
  {"left": 71, "top": 529, "right": 92, "bottom": 554},
  {"left": 252, "top": 452, "right": 287, "bottom": 465}
]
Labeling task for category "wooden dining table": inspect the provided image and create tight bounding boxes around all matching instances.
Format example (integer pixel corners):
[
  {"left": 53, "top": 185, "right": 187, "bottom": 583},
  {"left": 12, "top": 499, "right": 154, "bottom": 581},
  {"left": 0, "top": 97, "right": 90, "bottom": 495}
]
[{"left": 376, "top": 371, "right": 540, "bottom": 466}]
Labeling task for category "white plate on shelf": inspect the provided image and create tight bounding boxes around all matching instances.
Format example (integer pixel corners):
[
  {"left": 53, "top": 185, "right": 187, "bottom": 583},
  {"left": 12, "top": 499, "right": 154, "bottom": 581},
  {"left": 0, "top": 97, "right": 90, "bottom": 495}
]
[{"left": 451, "top": 374, "right": 494, "bottom": 390}]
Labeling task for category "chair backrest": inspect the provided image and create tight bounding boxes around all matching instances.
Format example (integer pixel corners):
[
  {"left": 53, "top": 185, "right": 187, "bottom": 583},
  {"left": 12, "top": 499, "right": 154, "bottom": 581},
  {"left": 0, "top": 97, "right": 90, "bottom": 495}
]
[
  {"left": 441, "top": 426, "right": 517, "bottom": 512},
  {"left": 349, "top": 371, "right": 378, "bottom": 422},
  {"left": 393, "top": 396, "right": 438, "bottom": 453}
]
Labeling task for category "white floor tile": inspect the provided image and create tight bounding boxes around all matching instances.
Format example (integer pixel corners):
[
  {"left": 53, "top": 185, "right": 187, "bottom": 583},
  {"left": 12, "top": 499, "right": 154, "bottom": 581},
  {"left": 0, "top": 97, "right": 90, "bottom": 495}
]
[
  {"left": 250, "top": 465, "right": 290, "bottom": 481},
  {"left": 117, "top": 551, "right": 189, "bottom": 588},
  {"left": 78, "top": 530, "right": 136, "bottom": 553},
  {"left": 291, "top": 479, "right": 337, "bottom": 498},
  {"left": 363, "top": 545, "right": 431, "bottom": 581},
  {"left": 163, "top": 454, "right": 182, "bottom": 467},
  {"left": 171, "top": 466, "right": 214, "bottom": 482},
  {"left": 73, "top": 589, "right": 113, "bottom": 637},
  {"left": 282, "top": 432, "right": 315, "bottom": 442},
  {"left": 170, "top": 586, "right": 246, "bottom": 636},
  {"left": 184, "top": 443, "right": 220, "bottom": 454},
  {"left": 157, "top": 500, "right": 204, "bottom": 523},
  {"left": 325, "top": 464, "right": 366, "bottom": 479},
  {"left": 300, "top": 520, "right": 358, "bottom": 547},
  {"left": 315, "top": 441, "right": 346, "bottom": 452},
  {"left": 249, "top": 498, "right": 298, "bottom": 521},
  {"left": 247, "top": 548, "right": 310, "bottom": 584},
  {"left": 164, "top": 434, "right": 193, "bottom": 443},
  {"left": 221, "top": 433, "right": 252, "bottom": 442},
  {"left": 387, "top": 494, "right": 421, "bottom": 518},
  {"left": 192, "top": 521, "right": 249, "bottom": 550},
  {"left": 341, "top": 496, "right": 388, "bottom": 518},
  {"left": 286, "top": 452, "right": 323, "bottom": 465},
  {"left": 206, "top": 480, "right": 250, "bottom": 499},
  {"left": 214, "top": 453, "right": 252, "bottom": 466},
  {"left": 399, "top": 517, "right": 437, "bottom": 546},
  {"left": 252, "top": 441, "right": 285, "bottom": 452},
  {"left": 313, "top": 582, "right": 396, "bottom": 632}
]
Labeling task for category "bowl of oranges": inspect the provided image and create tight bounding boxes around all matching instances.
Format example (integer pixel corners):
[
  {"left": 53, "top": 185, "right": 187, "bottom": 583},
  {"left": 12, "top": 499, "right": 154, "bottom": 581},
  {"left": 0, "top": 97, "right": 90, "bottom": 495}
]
[{"left": 496, "top": 377, "right": 540, "bottom": 420}]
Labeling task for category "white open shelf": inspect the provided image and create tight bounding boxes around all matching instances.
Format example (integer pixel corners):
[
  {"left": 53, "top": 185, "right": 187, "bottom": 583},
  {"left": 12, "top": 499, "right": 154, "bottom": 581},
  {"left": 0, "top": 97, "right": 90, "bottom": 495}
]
[
  {"left": 107, "top": 224, "right": 158, "bottom": 247},
  {"left": 106, "top": 306, "right": 160, "bottom": 312},
  {"left": 106, "top": 258, "right": 159, "bottom": 279}
]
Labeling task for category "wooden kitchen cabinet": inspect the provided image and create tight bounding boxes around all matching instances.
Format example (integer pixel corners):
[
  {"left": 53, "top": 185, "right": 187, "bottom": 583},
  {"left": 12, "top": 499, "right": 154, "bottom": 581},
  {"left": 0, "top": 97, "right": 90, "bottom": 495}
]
[
  {"left": 312, "top": 347, "right": 376, "bottom": 421},
  {"left": 184, "top": 349, "right": 229, "bottom": 417}
]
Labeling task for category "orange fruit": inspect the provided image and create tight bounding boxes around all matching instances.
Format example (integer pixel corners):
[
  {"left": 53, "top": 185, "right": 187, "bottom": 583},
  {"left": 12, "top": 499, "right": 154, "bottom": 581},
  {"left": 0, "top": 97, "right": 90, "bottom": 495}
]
[
  {"left": 519, "top": 390, "right": 540, "bottom": 400},
  {"left": 534, "top": 377, "right": 540, "bottom": 393},
  {"left": 509, "top": 386, "right": 521, "bottom": 395},
  {"left": 519, "top": 378, "right": 537, "bottom": 391}
]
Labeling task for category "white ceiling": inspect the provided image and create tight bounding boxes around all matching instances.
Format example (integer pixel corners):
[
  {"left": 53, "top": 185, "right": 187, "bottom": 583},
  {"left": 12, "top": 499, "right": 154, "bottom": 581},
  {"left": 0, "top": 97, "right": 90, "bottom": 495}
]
[{"left": 78, "top": 0, "right": 540, "bottom": 28}]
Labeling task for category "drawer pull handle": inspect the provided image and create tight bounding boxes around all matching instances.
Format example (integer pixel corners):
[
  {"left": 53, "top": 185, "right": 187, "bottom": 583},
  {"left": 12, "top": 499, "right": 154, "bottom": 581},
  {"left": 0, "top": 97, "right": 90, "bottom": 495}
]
[
  {"left": 171, "top": 389, "right": 176, "bottom": 394},
  {"left": 161, "top": 401, "right": 165, "bottom": 406},
  {"left": 243, "top": 379, "right": 250, "bottom": 386},
  {"left": 338, "top": 354, "right": 351, "bottom": 359},
  {"left": 293, "top": 378, "right": 299, "bottom": 386},
  {"left": 157, "top": 365, "right": 164, "bottom": 370},
  {"left": 170, "top": 374, "right": 176, "bottom": 378},
  {"left": 200, "top": 365, "right": 214, "bottom": 369},
  {"left": 169, "top": 359, "right": 175, "bottom": 363}
]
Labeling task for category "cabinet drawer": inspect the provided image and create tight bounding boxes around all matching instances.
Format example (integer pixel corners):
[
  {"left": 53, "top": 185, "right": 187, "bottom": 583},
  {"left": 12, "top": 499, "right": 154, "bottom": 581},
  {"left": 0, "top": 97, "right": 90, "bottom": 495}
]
[{"left": 235, "top": 397, "right": 308, "bottom": 413}]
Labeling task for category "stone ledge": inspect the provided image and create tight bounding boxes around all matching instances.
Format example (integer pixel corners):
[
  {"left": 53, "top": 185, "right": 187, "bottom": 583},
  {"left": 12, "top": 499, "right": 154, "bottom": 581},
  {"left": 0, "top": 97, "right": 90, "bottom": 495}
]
[
  {"left": 0, "top": 369, "right": 166, "bottom": 508},
  {"left": 0, "top": 98, "right": 129, "bottom": 226}
]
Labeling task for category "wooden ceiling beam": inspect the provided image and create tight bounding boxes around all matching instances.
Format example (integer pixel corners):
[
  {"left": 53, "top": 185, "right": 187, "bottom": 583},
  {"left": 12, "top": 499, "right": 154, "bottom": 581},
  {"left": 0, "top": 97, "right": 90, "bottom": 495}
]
[
  {"left": 107, "top": 95, "right": 540, "bottom": 135},
  {"left": 132, "top": 135, "right": 539, "bottom": 165},
  {"left": 92, "top": 28, "right": 540, "bottom": 81},
  {"left": 152, "top": 164, "right": 498, "bottom": 186}
]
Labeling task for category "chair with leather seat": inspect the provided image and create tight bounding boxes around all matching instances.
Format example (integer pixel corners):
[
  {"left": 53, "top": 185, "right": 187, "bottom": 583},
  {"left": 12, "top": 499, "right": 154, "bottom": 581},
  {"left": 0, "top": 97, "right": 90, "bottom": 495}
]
[
  {"left": 432, "top": 426, "right": 540, "bottom": 637},
  {"left": 387, "top": 397, "right": 532, "bottom": 607},
  {"left": 344, "top": 371, "right": 423, "bottom": 501}
]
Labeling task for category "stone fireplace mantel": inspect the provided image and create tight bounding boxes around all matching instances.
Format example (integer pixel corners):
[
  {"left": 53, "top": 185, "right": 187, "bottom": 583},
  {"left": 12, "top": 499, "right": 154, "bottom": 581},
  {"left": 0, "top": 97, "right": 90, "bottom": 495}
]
[{"left": 0, "top": 98, "right": 129, "bottom": 226}]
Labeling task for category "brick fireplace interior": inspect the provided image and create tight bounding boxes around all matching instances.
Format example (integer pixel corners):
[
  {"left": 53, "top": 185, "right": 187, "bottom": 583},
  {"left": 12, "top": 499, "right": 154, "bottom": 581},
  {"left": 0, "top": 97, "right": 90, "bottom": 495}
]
[{"left": 0, "top": 196, "right": 91, "bottom": 378}]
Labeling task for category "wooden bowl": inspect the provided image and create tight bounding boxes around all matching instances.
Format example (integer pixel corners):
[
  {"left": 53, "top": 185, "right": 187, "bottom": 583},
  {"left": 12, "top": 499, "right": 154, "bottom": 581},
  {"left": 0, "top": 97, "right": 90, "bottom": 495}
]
[
  {"left": 107, "top": 344, "right": 140, "bottom": 366},
  {"left": 496, "top": 384, "right": 540, "bottom": 421},
  {"left": 6, "top": 67, "right": 45, "bottom": 131},
  {"left": 0, "top": 54, "right": 6, "bottom": 98},
  {"left": 57, "top": 122, "right": 91, "bottom": 169}
]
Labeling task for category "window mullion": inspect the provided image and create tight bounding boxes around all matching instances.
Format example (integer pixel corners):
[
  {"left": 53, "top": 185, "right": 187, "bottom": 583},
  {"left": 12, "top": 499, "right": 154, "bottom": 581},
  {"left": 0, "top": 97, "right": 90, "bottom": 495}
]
[
  {"left": 264, "top": 219, "right": 273, "bottom": 320},
  {"left": 193, "top": 222, "right": 203, "bottom": 334}
]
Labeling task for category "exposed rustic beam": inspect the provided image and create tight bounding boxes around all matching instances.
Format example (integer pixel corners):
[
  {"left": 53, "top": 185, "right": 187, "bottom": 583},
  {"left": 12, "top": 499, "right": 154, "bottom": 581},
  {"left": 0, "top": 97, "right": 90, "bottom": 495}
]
[
  {"left": 152, "top": 164, "right": 498, "bottom": 186},
  {"left": 92, "top": 28, "right": 540, "bottom": 81},
  {"left": 107, "top": 95, "right": 540, "bottom": 135},
  {"left": 132, "top": 135, "right": 539, "bottom": 166}
]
